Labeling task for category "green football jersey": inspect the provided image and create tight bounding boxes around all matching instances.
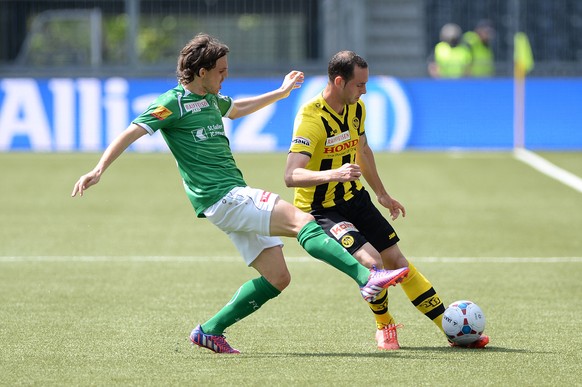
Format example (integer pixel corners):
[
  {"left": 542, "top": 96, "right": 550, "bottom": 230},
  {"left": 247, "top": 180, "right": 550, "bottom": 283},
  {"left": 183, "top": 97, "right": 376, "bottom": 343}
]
[{"left": 133, "top": 83, "right": 246, "bottom": 217}]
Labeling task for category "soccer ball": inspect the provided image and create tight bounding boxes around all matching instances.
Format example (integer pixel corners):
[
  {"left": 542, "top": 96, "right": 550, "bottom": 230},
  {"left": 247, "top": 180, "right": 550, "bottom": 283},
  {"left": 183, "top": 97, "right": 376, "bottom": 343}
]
[{"left": 442, "top": 300, "right": 486, "bottom": 345}]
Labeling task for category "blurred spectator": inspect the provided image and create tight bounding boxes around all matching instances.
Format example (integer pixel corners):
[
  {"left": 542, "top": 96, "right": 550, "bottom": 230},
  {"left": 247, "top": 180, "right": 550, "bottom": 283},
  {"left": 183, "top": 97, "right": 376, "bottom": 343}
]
[
  {"left": 463, "top": 19, "right": 496, "bottom": 77},
  {"left": 428, "top": 23, "right": 472, "bottom": 78}
]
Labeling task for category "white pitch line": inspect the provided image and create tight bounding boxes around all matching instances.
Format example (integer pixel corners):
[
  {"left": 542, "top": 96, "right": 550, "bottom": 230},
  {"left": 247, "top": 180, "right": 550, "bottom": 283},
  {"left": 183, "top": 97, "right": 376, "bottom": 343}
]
[
  {"left": 514, "top": 148, "right": 582, "bottom": 193},
  {"left": 0, "top": 256, "right": 581, "bottom": 263}
]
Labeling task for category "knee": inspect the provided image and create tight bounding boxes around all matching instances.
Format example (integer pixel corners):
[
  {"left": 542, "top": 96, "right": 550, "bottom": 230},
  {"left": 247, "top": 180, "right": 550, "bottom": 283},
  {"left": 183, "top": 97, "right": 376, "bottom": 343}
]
[
  {"left": 270, "top": 270, "right": 291, "bottom": 291},
  {"left": 297, "top": 211, "right": 315, "bottom": 227},
  {"left": 359, "top": 252, "right": 382, "bottom": 269},
  {"left": 382, "top": 259, "right": 409, "bottom": 270},
  {"left": 291, "top": 210, "right": 315, "bottom": 237},
  {"left": 381, "top": 248, "right": 409, "bottom": 270},
  {"left": 354, "top": 245, "right": 383, "bottom": 269}
]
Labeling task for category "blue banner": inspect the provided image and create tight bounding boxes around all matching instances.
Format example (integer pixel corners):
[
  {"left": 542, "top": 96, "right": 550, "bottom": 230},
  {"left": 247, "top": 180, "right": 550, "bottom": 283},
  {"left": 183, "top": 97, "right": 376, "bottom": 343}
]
[{"left": 0, "top": 77, "right": 580, "bottom": 151}]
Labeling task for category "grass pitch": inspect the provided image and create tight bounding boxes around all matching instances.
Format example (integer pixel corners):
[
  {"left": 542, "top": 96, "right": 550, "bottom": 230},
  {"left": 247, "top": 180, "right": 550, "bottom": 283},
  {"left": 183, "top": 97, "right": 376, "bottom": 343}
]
[{"left": 1, "top": 151, "right": 581, "bottom": 386}]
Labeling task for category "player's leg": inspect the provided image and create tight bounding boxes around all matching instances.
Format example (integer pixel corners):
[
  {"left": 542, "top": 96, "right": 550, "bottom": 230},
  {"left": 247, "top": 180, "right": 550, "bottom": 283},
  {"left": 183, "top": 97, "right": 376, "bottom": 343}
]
[
  {"left": 352, "top": 245, "right": 396, "bottom": 323},
  {"left": 270, "top": 197, "right": 408, "bottom": 296},
  {"left": 352, "top": 241, "right": 402, "bottom": 349},
  {"left": 380, "top": 244, "right": 446, "bottom": 332},
  {"left": 200, "top": 243, "right": 287, "bottom": 335},
  {"left": 191, "top": 237, "right": 287, "bottom": 354},
  {"left": 269, "top": 197, "right": 370, "bottom": 286},
  {"left": 192, "top": 188, "right": 289, "bottom": 353},
  {"left": 347, "top": 189, "right": 445, "bottom": 331},
  {"left": 312, "top": 205, "right": 403, "bottom": 349},
  {"left": 204, "top": 186, "right": 407, "bottom": 298}
]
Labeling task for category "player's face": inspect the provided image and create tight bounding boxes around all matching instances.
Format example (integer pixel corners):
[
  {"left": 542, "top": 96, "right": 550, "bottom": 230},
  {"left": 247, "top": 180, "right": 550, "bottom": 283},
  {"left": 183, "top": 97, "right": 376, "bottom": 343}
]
[
  {"left": 202, "top": 55, "right": 229, "bottom": 94},
  {"left": 342, "top": 65, "right": 368, "bottom": 105}
]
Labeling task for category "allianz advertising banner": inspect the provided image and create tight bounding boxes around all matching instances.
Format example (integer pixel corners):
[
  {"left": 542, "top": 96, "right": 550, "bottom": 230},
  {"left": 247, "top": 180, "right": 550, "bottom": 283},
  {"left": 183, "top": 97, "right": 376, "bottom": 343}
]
[{"left": 0, "top": 77, "right": 580, "bottom": 152}]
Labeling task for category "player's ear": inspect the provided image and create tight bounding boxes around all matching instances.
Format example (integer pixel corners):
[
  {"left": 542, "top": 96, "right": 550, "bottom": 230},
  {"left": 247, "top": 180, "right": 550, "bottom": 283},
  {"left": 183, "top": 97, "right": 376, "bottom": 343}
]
[
  {"left": 333, "top": 76, "right": 344, "bottom": 88},
  {"left": 198, "top": 68, "right": 206, "bottom": 77}
]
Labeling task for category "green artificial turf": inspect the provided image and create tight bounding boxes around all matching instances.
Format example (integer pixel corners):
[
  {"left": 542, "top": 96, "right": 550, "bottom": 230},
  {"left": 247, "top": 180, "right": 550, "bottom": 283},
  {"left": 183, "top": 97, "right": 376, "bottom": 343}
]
[{"left": 1, "top": 151, "right": 581, "bottom": 386}]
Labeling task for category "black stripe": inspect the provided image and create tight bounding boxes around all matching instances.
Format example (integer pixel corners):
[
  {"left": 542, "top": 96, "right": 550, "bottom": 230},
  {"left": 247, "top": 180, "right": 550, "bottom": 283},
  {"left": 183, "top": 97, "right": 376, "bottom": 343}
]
[
  {"left": 355, "top": 103, "right": 364, "bottom": 135},
  {"left": 369, "top": 291, "right": 388, "bottom": 314},
  {"left": 322, "top": 105, "right": 350, "bottom": 133},
  {"left": 311, "top": 159, "right": 333, "bottom": 211},
  {"left": 427, "top": 304, "right": 446, "bottom": 321},
  {"left": 411, "top": 288, "right": 437, "bottom": 307},
  {"left": 369, "top": 290, "right": 387, "bottom": 305},
  {"left": 332, "top": 154, "right": 352, "bottom": 205}
]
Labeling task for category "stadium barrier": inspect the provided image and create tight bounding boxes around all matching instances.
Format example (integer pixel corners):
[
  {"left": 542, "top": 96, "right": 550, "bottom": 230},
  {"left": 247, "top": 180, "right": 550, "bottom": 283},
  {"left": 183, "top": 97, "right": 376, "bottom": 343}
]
[{"left": 1, "top": 77, "right": 580, "bottom": 152}]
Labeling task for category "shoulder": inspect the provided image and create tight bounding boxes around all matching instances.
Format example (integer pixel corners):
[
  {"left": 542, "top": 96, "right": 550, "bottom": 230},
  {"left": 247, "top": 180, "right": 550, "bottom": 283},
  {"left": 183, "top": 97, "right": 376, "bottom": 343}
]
[
  {"left": 295, "top": 95, "right": 325, "bottom": 125},
  {"left": 154, "top": 85, "right": 182, "bottom": 105},
  {"left": 298, "top": 94, "right": 324, "bottom": 115}
]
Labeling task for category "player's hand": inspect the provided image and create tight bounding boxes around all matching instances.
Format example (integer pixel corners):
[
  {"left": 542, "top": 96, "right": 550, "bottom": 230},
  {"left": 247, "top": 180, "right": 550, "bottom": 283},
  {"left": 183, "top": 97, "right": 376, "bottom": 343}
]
[
  {"left": 377, "top": 194, "right": 406, "bottom": 220},
  {"left": 71, "top": 170, "right": 101, "bottom": 197},
  {"left": 279, "top": 70, "right": 304, "bottom": 97},
  {"left": 334, "top": 163, "right": 362, "bottom": 182}
]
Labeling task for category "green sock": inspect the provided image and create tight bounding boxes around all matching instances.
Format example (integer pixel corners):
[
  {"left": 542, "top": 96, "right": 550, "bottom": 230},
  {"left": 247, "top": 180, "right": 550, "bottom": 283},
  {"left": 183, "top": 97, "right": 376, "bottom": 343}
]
[
  {"left": 297, "top": 220, "right": 370, "bottom": 286},
  {"left": 202, "top": 276, "right": 280, "bottom": 335}
]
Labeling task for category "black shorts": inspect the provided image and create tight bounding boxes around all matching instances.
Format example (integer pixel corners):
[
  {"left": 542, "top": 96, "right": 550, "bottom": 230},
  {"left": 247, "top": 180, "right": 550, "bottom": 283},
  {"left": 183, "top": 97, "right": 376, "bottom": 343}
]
[{"left": 311, "top": 189, "right": 400, "bottom": 255}]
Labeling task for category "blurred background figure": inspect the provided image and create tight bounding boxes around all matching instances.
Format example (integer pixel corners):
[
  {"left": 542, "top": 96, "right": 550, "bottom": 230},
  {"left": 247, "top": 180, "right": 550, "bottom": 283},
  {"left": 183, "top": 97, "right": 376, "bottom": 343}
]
[
  {"left": 463, "top": 19, "right": 496, "bottom": 77},
  {"left": 428, "top": 23, "right": 472, "bottom": 78}
]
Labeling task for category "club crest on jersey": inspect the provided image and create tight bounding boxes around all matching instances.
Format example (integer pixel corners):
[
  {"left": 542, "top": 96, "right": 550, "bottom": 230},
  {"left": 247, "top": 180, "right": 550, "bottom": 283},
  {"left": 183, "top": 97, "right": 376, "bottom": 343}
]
[
  {"left": 330, "top": 221, "right": 358, "bottom": 239},
  {"left": 341, "top": 235, "right": 355, "bottom": 248},
  {"left": 352, "top": 117, "right": 360, "bottom": 130},
  {"left": 292, "top": 136, "right": 311, "bottom": 146},
  {"left": 151, "top": 105, "right": 172, "bottom": 120},
  {"left": 184, "top": 100, "right": 210, "bottom": 112}
]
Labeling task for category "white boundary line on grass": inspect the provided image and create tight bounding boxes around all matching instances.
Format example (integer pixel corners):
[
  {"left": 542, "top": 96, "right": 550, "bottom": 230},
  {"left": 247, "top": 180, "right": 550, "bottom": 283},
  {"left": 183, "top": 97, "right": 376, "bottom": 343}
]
[
  {"left": 514, "top": 148, "right": 582, "bottom": 193},
  {"left": 0, "top": 256, "right": 581, "bottom": 263}
]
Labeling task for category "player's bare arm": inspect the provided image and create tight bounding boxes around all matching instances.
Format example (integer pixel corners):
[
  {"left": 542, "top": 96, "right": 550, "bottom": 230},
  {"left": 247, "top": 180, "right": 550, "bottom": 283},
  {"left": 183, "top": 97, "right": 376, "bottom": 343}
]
[
  {"left": 71, "top": 124, "right": 147, "bottom": 197},
  {"left": 357, "top": 133, "right": 406, "bottom": 220},
  {"left": 228, "top": 71, "right": 304, "bottom": 119},
  {"left": 285, "top": 152, "right": 362, "bottom": 188}
]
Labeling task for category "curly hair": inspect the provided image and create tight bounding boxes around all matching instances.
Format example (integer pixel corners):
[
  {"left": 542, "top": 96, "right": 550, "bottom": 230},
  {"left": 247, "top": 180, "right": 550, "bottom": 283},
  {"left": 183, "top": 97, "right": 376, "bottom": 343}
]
[
  {"left": 327, "top": 51, "right": 368, "bottom": 83},
  {"left": 176, "top": 33, "right": 229, "bottom": 85}
]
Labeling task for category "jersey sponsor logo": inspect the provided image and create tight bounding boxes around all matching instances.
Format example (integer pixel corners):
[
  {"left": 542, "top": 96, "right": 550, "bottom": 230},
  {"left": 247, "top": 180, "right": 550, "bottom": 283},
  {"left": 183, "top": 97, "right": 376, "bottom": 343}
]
[
  {"left": 341, "top": 235, "right": 355, "bottom": 248},
  {"left": 325, "top": 131, "right": 351, "bottom": 146},
  {"left": 193, "top": 128, "right": 208, "bottom": 141},
  {"left": 151, "top": 105, "right": 172, "bottom": 120},
  {"left": 291, "top": 136, "right": 311, "bottom": 146},
  {"left": 191, "top": 124, "right": 225, "bottom": 142},
  {"left": 330, "top": 221, "right": 358, "bottom": 239},
  {"left": 323, "top": 139, "right": 359, "bottom": 154},
  {"left": 388, "top": 232, "right": 396, "bottom": 239},
  {"left": 184, "top": 100, "right": 210, "bottom": 112}
]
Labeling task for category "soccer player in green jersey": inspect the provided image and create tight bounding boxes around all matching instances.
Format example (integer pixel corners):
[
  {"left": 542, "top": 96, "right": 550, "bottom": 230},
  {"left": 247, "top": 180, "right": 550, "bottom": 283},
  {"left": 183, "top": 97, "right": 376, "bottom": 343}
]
[
  {"left": 71, "top": 34, "right": 409, "bottom": 354},
  {"left": 285, "top": 51, "right": 489, "bottom": 349}
]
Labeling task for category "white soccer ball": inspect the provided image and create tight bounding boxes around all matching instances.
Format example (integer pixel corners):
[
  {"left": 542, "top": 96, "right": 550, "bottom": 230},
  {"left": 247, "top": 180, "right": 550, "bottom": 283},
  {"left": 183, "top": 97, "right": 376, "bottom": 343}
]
[{"left": 442, "top": 300, "right": 486, "bottom": 345}]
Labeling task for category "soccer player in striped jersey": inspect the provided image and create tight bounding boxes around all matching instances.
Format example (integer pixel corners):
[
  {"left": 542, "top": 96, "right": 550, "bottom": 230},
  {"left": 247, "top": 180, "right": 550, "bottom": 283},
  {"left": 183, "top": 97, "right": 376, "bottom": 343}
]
[
  {"left": 285, "top": 51, "right": 489, "bottom": 349},
  {"left": 71, "top": 35, "right": 409, "bottom": 354}
]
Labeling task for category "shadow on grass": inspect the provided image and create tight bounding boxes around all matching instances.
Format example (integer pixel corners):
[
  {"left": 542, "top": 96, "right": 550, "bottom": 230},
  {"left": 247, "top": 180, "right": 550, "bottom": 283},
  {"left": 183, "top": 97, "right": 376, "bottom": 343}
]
[
  {"left": 240, "top": 347, "right": 535, "bottom": 358},
  {"left": 182, "top": 345, "right": 536, "bottom": 358},
  {"left": 177, "top": 337, "right": 538, "bottom": 357},
  {"left": 249, "top": 346, "right": 532, "bottom": 357}
]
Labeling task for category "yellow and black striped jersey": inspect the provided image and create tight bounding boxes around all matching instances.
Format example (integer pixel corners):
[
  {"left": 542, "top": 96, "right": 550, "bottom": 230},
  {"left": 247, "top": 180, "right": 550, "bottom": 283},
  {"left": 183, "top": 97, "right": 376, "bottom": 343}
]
[{"left": 289, "top": 93, "right": 366, "bottom": 212}]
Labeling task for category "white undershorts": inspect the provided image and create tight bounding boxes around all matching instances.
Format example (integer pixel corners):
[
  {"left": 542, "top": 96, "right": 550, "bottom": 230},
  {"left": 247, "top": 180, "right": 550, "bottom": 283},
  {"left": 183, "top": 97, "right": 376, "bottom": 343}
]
[{"left": 203, "top": 186, "right": 283, "bottom": 265}]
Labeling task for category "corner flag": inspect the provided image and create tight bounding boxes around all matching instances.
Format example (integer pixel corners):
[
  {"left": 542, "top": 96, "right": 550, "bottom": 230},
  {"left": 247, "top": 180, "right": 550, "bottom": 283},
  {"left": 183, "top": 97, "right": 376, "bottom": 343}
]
[{"left": 514, "top": 32, "right": 534, "bottom": 77}]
